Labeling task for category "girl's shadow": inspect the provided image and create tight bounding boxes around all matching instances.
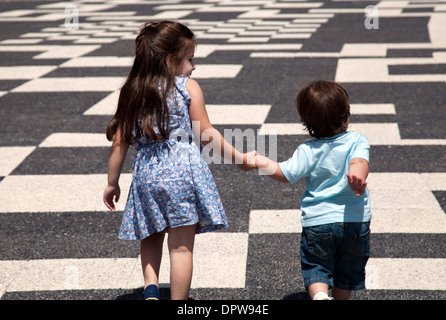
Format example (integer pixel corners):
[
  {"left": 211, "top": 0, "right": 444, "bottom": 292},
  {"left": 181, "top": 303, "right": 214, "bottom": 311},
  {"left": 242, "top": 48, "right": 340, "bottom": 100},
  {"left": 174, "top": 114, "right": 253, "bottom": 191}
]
[
  {"left": 116, "top": 287, "right": 173, "bottom": 300},
  {"left": 116, "top": 287, "right": 310, "bottom": 300}
]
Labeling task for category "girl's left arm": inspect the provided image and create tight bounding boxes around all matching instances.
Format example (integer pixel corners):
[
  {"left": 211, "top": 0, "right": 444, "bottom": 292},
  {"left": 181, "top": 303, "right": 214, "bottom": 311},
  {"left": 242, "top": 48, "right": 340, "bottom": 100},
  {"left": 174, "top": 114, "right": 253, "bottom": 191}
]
[
  {"left": 187, "top": 78, "right": 256, "bottom": 171},
  {"left": 103, "top": 126, "right": 130, "bottom": 210},
  {"left": 254, "top": 154, "right": 289, "bottom": 183}
]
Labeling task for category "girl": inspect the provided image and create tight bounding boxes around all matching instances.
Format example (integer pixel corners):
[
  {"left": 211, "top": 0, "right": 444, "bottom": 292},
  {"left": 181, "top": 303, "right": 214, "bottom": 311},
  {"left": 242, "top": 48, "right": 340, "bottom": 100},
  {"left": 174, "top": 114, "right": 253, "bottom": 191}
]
[{"left": 103, "top": 21, "right": 256, "bottom": 300}]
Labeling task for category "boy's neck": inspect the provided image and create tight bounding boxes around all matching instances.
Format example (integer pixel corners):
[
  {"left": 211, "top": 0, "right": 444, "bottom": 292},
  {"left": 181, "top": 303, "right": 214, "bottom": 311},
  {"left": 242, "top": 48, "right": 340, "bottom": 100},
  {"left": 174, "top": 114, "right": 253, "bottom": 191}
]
[
  {"left": 332, "top": 119, "right": 349, "bottom": 136},
  {"left": 332, "top": 128, "right": 347, "bottom": 136}
]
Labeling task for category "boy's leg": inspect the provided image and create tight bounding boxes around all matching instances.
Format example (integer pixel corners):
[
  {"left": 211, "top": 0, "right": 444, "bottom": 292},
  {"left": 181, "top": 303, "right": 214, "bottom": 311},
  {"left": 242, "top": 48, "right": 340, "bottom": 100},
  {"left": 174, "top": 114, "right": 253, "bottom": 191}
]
[
  {"left": 301, "top": 224, "right": 337, "bottom": 300},
  {"left": 333, "top": 222, "right": 370, "bottom": 299},
  {"left": 168, "top": 224, "right": 197, "bottom": 300},
  {"left": 140, "top": 230, "right": 166, "bottom": 289},
  {"left": 332, "top": 287, "right": 352, "bottom": 300},
  {"left": 308, "top": 282, "right": 330, "bottom": 300}
]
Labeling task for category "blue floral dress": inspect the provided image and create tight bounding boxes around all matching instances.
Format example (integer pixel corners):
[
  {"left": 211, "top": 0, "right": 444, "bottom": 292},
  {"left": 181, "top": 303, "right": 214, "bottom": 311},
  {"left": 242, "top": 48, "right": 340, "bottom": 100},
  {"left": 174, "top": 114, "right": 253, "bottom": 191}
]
[{"left": 118, "top": 76, "right": 228, "bottom": 240}]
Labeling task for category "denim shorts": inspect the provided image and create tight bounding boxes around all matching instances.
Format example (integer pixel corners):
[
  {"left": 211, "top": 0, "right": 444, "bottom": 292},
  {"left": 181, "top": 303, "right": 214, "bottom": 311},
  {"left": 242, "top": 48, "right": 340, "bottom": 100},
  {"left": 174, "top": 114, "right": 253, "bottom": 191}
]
[{"left": 300, "top": 221, "right": 370, "bottom": 291}]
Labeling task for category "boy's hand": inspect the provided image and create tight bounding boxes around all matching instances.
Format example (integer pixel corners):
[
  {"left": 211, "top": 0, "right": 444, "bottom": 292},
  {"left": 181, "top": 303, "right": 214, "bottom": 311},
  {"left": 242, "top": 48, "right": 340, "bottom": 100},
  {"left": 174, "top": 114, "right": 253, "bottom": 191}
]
[
  {"left": 346, "top": 174, "right": 367, "bottom": 197},
  {"left": 237, "top": 150, "right": 258, "bottom": 171},
  {"left": 103, "top": 184, "right": 121, "bottom": 210}
]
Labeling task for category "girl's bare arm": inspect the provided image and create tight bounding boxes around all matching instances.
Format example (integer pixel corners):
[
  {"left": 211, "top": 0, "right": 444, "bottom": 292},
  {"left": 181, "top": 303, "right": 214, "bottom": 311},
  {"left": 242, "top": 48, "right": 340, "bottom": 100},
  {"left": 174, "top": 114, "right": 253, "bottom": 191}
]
[
  {"left": 254, "top": 154, "right": 289, "bottom": 183},
  {"left": 103, "top": 126, "right": 130, "bottom": 210},
  {"left": 187, "top": 78, "right": 256, "bottom": 171}
]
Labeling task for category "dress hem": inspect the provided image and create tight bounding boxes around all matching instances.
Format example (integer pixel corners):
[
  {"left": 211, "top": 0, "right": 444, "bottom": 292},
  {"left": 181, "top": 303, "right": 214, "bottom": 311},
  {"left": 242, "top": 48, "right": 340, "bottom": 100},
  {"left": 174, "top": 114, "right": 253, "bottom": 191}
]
[{"left": 118, "top": 223, "right": 228, "bottom": 241}]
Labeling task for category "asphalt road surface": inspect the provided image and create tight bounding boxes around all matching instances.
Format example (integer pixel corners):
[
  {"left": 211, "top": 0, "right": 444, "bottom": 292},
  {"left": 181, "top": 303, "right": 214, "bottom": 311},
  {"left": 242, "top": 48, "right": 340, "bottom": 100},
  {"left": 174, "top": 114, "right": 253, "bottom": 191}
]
[{"left": 0, "top": 0, "right": 445, "bottom": 302}]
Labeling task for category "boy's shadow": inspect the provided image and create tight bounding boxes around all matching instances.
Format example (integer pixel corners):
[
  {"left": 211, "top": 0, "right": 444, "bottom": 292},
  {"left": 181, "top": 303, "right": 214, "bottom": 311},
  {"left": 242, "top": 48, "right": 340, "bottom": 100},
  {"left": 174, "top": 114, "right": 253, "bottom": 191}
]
[{"left": 282, "top": 291, "right": 310, "bottom": 300}]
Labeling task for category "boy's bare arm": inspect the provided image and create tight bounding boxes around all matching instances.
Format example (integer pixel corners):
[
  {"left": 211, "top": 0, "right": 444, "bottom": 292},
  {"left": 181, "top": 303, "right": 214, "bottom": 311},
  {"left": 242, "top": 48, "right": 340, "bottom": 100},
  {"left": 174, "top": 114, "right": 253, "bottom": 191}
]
[
  {"left": 347, "top": 158, "right": 369, "bottom": 197},
  {"left": 254, "top": 154, "right": 289, "bottom": 183}
]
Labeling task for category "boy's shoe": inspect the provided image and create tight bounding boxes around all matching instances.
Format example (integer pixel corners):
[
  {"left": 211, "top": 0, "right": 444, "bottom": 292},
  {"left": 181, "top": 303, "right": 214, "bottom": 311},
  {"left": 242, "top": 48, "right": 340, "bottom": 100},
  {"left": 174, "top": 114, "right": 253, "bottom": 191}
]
[{"left": 313, "top": 291, "right": 333, "bottom": 300}]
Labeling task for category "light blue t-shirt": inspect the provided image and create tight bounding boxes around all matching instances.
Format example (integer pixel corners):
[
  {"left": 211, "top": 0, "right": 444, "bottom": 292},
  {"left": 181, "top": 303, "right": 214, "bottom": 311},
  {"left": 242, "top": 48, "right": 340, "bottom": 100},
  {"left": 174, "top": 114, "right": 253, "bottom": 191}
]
[{"left": 279, "top": 131, "right": 371, "bottom": 227}]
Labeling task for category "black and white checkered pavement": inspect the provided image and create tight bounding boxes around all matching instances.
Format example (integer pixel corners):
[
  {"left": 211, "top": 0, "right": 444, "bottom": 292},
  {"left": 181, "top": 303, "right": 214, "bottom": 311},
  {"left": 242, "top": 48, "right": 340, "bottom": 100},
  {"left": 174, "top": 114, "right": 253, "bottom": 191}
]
[{"left": 1, "top": 0, "right": 445, "bottom": 300}]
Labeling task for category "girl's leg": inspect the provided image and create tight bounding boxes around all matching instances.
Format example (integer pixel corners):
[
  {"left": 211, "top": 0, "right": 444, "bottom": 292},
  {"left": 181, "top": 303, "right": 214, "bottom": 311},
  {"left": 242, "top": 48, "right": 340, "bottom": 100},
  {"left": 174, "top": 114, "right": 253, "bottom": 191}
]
[
  {"left": 167, "top": 224, "right": 197, "bottom": 300},
  {"left": 140, "top": 230, "right": 166, "bottom": 289}
]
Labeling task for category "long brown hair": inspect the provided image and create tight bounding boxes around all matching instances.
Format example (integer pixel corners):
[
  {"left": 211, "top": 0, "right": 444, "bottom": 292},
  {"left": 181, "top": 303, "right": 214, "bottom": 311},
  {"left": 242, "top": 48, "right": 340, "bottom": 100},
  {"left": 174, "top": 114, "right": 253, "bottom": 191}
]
[
  {"left": 295, "top": 80, "right": 350, "bottom": 139},
  {"left": 106, "top": 21, "right": 196, "bottom": 144}
]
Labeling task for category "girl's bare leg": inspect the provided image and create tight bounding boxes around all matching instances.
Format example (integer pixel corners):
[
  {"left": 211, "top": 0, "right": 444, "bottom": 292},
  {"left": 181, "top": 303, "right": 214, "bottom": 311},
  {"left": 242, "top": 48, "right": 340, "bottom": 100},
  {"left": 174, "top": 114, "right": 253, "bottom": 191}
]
[
  {"left": 167, "top": 224, "right": 197, "bottom": 300},
  {"left": 140, "top": 230, "right": 166, "bottom": 289}
]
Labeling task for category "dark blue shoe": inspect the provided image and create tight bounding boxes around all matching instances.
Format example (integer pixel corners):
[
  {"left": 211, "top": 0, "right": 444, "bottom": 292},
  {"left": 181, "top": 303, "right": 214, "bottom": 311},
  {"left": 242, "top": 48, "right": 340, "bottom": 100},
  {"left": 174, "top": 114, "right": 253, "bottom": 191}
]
[{"left": 143, "top": 284, "right": 160, "bottom": 300}]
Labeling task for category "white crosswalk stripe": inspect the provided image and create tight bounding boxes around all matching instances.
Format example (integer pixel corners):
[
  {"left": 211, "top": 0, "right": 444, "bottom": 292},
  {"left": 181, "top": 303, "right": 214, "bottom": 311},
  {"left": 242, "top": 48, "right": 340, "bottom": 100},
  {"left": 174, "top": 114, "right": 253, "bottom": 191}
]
[{"left": 1, "top": 0, "right": 445, "bottom": 300}]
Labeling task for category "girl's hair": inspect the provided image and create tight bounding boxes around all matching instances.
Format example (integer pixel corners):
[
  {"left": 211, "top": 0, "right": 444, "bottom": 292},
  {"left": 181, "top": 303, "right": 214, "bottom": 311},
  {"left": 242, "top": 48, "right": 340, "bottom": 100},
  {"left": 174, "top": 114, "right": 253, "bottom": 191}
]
[
  {"left": 295, "top": 80, "right": 350, "bottom": 139},
  {"left": 106, "top": 21, "right": 196, "bottom": 144}
]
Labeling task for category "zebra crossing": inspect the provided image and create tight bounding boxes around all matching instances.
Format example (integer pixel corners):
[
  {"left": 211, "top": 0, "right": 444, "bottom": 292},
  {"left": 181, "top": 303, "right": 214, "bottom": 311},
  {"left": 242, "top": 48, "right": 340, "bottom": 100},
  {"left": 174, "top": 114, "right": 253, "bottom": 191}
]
[{"left": 1, "top": 0, "right": 446, "bottom": 301}]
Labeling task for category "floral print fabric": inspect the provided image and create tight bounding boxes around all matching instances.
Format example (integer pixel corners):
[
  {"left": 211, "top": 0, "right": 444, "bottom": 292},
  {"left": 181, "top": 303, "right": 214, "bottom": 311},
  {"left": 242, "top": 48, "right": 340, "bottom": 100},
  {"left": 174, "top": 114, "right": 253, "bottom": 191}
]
[{"left": 118, "top": 76, "right": 228, "bottom": 240}]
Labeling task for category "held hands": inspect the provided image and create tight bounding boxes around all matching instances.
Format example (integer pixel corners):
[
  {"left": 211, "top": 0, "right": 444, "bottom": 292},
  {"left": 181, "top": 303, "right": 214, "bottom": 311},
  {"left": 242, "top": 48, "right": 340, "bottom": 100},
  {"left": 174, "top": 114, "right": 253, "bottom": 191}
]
[
  {"left": 103, "top": 184, "right": 121, "bottom": 210},
  {"left": 237, "top": 151, "right": 369, "bottom": 194},
  {"left": 346, "top": 174, "right": 367, "bottom": 197},
  {"left": 237, "top": 150, "right": 258, "bottom": 171}
]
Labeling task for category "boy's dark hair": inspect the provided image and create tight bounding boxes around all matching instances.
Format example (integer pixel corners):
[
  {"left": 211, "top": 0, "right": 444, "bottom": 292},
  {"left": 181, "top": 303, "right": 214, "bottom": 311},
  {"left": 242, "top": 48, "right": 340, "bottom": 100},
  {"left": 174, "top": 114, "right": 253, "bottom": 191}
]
[{"left": 295, "top": 80, "right": 351, "bottom": 139}]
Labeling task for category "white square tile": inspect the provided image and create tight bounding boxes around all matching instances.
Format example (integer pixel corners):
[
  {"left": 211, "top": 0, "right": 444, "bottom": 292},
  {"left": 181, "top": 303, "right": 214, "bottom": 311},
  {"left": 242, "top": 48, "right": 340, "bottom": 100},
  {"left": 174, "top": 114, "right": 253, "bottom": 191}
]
[
  {"left": 0, "top": 39, "right": 43, "bottom": 45},
  {"left": 0, "top": 258, "right": 139, "bottom": 291},
  {"left": 371, "top": 189, "right": 441, "bottom": 210},
  {"left": 12, "top": 77, "right": 125, "bottom": 92},
  {"left": 350, "top": 104, "right": 396, "bottom": 115},
  {"left": 348, "top": 123, "right": 401, "bottom": 145},
  {"left": 368, "top": 173, "right": 443, "bottom": 211},
  {"left": 39, "top": 133, "right": 111, "bottom": 147},
  {"left": 0, "top": 232, "right": 249, "bottom": 291},
  {"left": 206, "top": 104, "right": 271, "bottom": 124},
  {"left": 0, "top": 66, "right": 56, "bottom": 80},
  {"left": 83, "top": 90, "right": 120, "bottom": 115},
  {"left": 61, "top": 57, "right": 132, "bottom": 68},
  {"left": 420, "top": 173, "right": 446, "bottom": 191},
  {"left": 371, "top": 208, "right": 446, "bottom": 233},
  {"left": 259, "top": 123, "right": 307, "bottom": 135},
  {"left": 32, "top": 45, "right": 101, "bottom": 59},
  {"left": 151, "top": 10, "right": 193, "bottom": 19},
  {"left": 193, "top": 64, "right": 243, "bottom": 78},
  {"left": 367, "top": 173, "right": 430, "bottom": 191},
  {"left": 158, "top": 232, "right": 249, "bottom": 288},
  {"left": 249, "top": 209, "right": 301, "bottom": 233},
  {"left": 0, "top": 174, "right": 131, "bottom": 212},
  {"left": 366, "top": 258, "right": 446, "bottom": 290},
  {"left": 74, "top": 37, "right": 118, "bottom": 44},
  {"left": 0, "top": 147, "right": 36, "bottom": 176},
  {"left": 238, "top": 9, "right": 280, "bottom": 18}
]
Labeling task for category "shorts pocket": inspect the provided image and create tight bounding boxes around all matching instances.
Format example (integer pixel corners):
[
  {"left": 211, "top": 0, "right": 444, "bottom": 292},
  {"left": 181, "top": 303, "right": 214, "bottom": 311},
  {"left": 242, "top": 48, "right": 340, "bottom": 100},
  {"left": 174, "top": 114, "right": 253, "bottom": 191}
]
[
  {"left": 348, "top": 227, "right": 370, "bottom": 257},
  {"left": 305, "top": 227, "right": 334, "bottom": 258}
]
